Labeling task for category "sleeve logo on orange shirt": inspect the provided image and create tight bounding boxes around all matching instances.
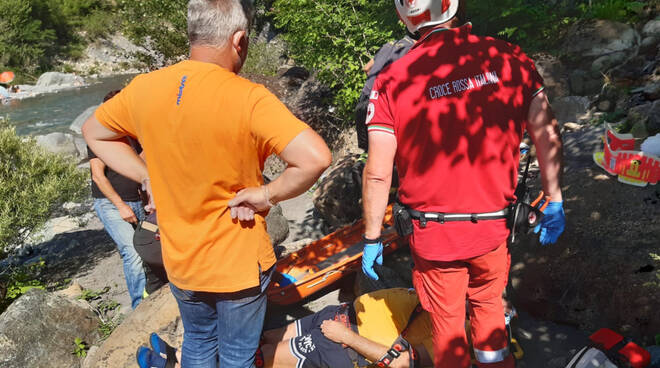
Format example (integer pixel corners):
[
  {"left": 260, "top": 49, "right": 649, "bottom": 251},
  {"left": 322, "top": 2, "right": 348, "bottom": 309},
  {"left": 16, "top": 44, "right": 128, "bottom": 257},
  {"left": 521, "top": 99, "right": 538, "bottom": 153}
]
[{"left": 177, "top": 75, "right": 188, "bottom": 106}]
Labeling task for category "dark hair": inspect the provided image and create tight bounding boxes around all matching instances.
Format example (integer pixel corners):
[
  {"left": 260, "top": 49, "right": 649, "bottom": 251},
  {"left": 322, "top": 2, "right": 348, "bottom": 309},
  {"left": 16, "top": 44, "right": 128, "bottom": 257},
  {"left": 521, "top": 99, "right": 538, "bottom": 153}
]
[{"left": 103, "top": 89, "right": 122, "bottom": 102}]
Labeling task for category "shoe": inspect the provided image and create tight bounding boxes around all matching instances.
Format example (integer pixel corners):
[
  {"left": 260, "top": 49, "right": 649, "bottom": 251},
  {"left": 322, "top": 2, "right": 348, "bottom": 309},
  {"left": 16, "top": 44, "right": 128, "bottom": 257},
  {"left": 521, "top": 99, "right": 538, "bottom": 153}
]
[
  {"left": 149, "top": 333, "right": 178, "bottom": 365},
  {"left": 136, "top": 346, "right": 167, "bottom": 368}
]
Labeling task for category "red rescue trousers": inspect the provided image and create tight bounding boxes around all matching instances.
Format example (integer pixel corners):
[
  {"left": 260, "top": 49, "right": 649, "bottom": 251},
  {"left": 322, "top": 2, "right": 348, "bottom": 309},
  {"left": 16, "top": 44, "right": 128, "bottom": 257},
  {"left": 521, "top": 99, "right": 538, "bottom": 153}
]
[{"left": 412, "top": 242, "right": 514, "bottom": 368}]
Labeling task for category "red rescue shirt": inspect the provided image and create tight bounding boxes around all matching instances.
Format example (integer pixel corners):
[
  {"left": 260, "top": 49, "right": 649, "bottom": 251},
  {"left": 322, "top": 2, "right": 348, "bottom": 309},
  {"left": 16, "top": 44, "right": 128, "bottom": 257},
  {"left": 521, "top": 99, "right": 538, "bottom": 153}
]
[{"left": 367, "top": 24, "right": 544, "bottom": 261}]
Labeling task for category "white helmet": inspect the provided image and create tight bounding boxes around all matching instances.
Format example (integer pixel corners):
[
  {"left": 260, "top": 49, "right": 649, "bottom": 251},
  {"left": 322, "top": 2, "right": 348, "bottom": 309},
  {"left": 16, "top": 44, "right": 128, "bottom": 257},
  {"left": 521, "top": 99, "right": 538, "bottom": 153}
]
[{"left": 394, "top": 0, "right": 460, "bottom": 34}]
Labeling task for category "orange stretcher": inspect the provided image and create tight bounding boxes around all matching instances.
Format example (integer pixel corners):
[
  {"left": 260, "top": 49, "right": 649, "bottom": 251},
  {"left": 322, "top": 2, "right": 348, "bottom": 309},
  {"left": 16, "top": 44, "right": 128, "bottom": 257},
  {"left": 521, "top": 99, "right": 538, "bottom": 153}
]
[{"left": 267, "top": 205, "right": 407, "bottom": 305}]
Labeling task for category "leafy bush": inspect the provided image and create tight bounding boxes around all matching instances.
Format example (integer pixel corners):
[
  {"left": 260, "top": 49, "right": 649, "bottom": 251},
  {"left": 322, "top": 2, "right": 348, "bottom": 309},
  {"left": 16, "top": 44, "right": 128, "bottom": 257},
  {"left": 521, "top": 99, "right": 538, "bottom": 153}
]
[
  {"left": 271, "top": 0, "right": 402, "bottom": 121},
  {"left": 242, "top": 36, "right": 282, "bottom": 77},
  {"left": 468, "top": 0, "right": 578, "bottom": 53},
  {"left": 119, "top": 0, "right": 189, "bottom": 65},
  {"left": 0, "top": 0, "right": 117, "bottom": 75},
  {"left": 578, "top": 0, "right": 646, "bottom": 23},
  {"left": 0, "top": 120, "right": 87, "bottom": 254},
  {"left": 0, "top": 0, "right": 55, "bottom": 73}
]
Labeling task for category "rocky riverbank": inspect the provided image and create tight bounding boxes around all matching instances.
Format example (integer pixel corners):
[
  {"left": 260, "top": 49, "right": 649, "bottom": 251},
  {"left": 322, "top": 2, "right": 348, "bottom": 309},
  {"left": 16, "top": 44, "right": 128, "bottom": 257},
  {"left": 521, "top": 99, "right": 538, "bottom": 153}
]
[{"left": 1, "top": 16, "right": 660, "bottom": 368}]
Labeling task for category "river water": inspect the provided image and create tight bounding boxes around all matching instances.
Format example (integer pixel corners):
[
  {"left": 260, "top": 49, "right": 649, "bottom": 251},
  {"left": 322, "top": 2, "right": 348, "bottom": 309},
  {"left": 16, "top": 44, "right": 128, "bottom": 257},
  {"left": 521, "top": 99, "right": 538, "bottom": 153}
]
[{"left": 0, "top": 74, "right": 136, "bottom": 136}]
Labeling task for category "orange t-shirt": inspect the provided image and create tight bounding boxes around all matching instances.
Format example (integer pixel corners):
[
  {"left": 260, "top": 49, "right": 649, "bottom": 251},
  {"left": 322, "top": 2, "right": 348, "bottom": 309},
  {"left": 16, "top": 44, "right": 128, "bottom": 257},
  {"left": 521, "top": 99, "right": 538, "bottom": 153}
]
[{"left": 95, "top": 60, "right": 308, "bottom": 292}]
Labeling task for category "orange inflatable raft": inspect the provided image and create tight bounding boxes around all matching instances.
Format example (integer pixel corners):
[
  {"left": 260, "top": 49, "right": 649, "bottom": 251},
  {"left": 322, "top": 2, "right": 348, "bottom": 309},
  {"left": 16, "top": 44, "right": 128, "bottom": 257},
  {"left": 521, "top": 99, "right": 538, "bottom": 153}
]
[{"left": 267, "top": 205, "right": 406, "bottom": 305}]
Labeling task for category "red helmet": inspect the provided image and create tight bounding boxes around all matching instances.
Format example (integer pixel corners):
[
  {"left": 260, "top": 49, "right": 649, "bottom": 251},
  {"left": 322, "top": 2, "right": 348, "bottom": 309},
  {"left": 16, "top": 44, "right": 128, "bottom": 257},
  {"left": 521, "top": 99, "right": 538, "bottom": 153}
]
[{"left": 394, "top": 0, "right": 460, "bottom": 34}]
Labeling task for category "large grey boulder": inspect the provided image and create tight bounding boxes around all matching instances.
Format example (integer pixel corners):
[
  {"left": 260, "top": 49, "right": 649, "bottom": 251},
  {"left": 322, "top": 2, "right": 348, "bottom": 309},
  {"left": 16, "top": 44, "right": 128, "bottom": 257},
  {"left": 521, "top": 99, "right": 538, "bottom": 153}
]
[
  {"left": 265, "top": 204, "right": 289, "bottom": 246},
  {"left": 0, "top": 288, "right": 100, "bottom": 368},
  {"left": 562, "top": 20, "right": 639, "bottom": 94},
  {"left": 313, "top": 154, "right": 365, "bottom": 229},
  {"left": 568, "top": 69, "right": 603, "bottom": 96},
  {"left": 36, "top": 72, "right": 85, "bottom": 88},
  {"left": 534, "top": 54, "right": 569, "bottom": 101},
  {"left": 642, "top": 18, "right": 660, "bottom": 38},
  {"left": 551, "top": 96, "right": 592, "bottom": 126},
  {"left": 70, "top": 105, "right": 99, "bottom": 134},
  {"left": 35, "top": 132, "right": 80, "bottom": 158},
  {"left": 563, "top": 20, "right": 638, "bottom": 60},
  {"left": 35, "top": 132, "right": 81, "bottom": 158},
  {"left": 628, "top": 100, "right": 660, "bottom": 136}
]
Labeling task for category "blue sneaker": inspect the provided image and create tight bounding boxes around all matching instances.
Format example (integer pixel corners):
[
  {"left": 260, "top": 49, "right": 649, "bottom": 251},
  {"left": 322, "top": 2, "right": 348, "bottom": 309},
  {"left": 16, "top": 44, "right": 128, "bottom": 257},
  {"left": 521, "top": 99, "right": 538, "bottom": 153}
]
[
  {"left": 136, "top": 346, "right": 167, "bottom": 368},
  {"left": 149, "top": 333, "right": 178, "bottom": 367}
]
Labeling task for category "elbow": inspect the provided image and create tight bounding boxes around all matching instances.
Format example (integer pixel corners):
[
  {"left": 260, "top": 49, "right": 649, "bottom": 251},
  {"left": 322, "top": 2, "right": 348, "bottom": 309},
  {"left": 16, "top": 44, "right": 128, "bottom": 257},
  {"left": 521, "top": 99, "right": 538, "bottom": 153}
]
[
  {"left": 91, "top": 174, "right": 103, "bottom": 185},
  {"left": 309, "top": 147, "right": 332, "bottom": 176},
  {"left": 363, "top": 166, "right": 391, "bottom": 184},
  {"left": 81, "top": 119, "right": 92, "bottom": 141},
  {"left": 318, "top": 149, "right": 332, "bottom": 172}
]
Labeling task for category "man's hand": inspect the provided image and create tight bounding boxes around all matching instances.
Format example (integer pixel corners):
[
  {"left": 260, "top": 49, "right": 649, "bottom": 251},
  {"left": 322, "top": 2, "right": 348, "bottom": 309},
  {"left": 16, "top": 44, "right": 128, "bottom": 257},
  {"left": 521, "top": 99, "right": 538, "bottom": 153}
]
[
  {"left": 117, "top": 202, "right": 138, "bottom": 224},
  {"left": 142, "top": 178, "right": 155, "bottom": 213},
  {"left": 362, "top": 240, "right": 383, "bottom": 280},
  {"left": 534, "top": 201, "right": 565, "bottom": 245},
  {"left": 227, "top": 186, "right": 272, "bottom": 221},
  {"left": 320, "top": 320, "right": 354, "bottom": 345}
]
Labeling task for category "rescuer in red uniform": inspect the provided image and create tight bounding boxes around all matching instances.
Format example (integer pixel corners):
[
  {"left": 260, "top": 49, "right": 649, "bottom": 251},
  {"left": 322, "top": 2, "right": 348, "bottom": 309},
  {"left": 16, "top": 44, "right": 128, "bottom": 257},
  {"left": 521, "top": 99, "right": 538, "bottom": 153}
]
[{"left": 361, "top": 1, "right": 565, "bottom": 367}]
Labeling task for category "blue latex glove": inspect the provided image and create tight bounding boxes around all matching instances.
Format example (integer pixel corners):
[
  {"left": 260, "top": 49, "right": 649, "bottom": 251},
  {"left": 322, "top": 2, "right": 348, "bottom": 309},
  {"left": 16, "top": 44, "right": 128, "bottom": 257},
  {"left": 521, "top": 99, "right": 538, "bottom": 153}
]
[
  {"left": 362, "top": 241, "right": 383, "bottom": 280},
  {"left": 279, "top": 273, "right": 297, "bottom": 287},
  {"left": 534, "top": 201, "right": 565, "bottom": 245}
]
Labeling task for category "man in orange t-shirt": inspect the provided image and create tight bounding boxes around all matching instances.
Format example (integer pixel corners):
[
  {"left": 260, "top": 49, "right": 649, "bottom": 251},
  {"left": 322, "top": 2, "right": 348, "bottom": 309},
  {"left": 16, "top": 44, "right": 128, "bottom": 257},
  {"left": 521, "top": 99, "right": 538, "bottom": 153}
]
[{"left": 82, "top": 1, "right": 331, "bottom": 366}]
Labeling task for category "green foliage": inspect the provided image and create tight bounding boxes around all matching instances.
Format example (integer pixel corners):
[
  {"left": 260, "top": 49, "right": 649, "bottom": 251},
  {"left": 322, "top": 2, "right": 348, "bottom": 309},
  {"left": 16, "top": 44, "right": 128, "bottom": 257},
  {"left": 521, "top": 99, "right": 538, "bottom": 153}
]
[
  {"left": 77, "top": 286, "right": 121, "bottom": 339},
  {"left": 468, "top": 0, "right": 579, "bottom": 53},
  {"left": 78, "top": 286, "right": 110, "bottom": 302},
  {"left": 242, "top": 37, "right": 282, "bottom": 77},
  {"left": 0, "top": 0, "right": 118, "bottom": 74},
  {"left": 0, "top": 260, "right": 46, "bottom": 313},
  {"left": 0, "top": 0, "right": 56, "bottom": 73},
  {"left": 72, "top": 337, "right": 88, "bottom": 358},
  {"left": 578, "top": 0, "right": 646, "bottom": 23},
  {"left": 271, "top": 0, "right": 402, "bottom": 120},
  {"left": 118, "top": 0, "right": 188, "bottom": 65},
  {"left": 0, "top": 120, "right": 87, "bottom": 253}
]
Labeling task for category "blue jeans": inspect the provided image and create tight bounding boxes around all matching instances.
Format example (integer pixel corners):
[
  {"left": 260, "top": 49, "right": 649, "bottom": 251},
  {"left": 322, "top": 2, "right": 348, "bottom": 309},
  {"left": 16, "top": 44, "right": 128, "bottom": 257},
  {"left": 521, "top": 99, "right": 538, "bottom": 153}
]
[
  {"left": 170, "top": 267, "right": 273, "bottom": 368},
  {"left": 93, "top": 198, "right": 146, "bottom": 309}
]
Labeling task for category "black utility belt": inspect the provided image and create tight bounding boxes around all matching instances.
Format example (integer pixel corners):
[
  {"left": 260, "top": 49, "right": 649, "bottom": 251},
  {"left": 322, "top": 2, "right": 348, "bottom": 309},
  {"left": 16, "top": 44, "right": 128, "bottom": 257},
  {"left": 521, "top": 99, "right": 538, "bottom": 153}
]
[
  {"left": 407, "top": 207, "right": 510, "bottom": 227},
  {"left": 392, "top": 202, "right": 510, "bottom": 237}
]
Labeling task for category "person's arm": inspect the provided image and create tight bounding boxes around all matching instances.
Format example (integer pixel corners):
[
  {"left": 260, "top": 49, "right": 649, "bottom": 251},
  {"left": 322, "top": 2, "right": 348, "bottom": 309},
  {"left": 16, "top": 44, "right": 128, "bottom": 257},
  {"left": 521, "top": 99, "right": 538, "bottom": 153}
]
[
  {"left": 363, "top": 58, "right": 375, "bottom": 74},
  {"left": 89, "top": 158, "right": 138, "bottom": 223},
  {"left": 82, "top": 115, "right": 154, "bottom": 210},
  {"left": 227, "top": 128, "right": 331, "bottom": 221},
  {"left": 527, "top": 91, "right": 562, "bottom": 201},
  {"left": 320, "top": 320, "right": 412, "bottom": 368},
  {"left": 527, "top": 90, "right": 565, "bottom": 245},
  {"left": 362, "top": 132, "right": 397, "bottom": 239}
]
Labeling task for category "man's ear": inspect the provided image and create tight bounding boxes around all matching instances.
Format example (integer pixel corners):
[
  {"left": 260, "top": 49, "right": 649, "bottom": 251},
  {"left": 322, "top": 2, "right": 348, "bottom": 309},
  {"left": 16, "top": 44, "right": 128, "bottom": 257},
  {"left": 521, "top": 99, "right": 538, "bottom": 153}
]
[{"left": 231, "top": 30, "right": 249, "bottom": 60}]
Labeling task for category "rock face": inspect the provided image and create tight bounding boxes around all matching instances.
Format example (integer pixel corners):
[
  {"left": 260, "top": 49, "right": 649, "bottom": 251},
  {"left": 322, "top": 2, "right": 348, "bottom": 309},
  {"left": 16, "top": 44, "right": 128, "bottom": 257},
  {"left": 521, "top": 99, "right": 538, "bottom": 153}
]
[
  {"left": 628, "top": 100, "right": 660, "bottom": 137},
  {"left": 562, "top": 20, "right": 640, "bottom": 95},
  {"left": 313, "top": 154, "right": 365, "bottom": 229},
  {"left": 265, "top": 204, "right": 289, "bottom": 246},
  {"left": 36, "top": 72, "right": 85, "bottom": 88},
  {"left": 66, "top": 34, "right": 163, "bottom": 76},
  {"left": 551, "top": 96, "right": 592, "bottom": 126},
  {"left": 70, "top": 105, "right": 99, "bottom": 134},
  {"left": 563, "top": 20, "right": 638, "bottom": 60},
  {"left": 533, "top": 53, "right": 569, "bottom": 101},
  {"left": 0, "top": 288, "right": 100, "bottom": 368},
  {"left": 83, "top": 286, "right": 181, "bottom": 368},
  {"left": 35, "top": 132, "right": 84, "bottom": 159}
]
